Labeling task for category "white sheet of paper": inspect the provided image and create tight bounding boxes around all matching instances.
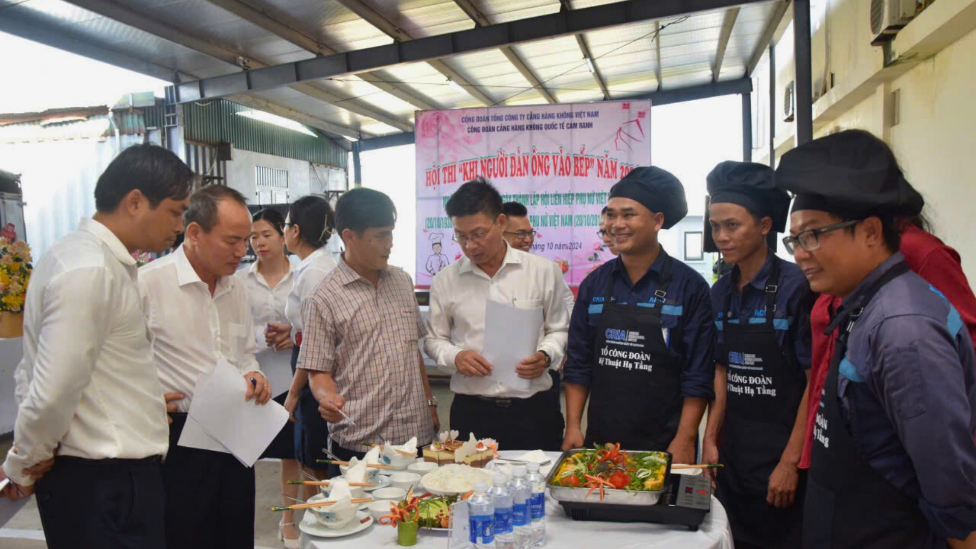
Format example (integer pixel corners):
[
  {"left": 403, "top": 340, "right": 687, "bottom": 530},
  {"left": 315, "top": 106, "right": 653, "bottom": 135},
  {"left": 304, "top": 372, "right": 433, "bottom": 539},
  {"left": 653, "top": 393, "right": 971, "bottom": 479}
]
[
  {"left": 482, "top": 299, "right": 543, "bottom": 391},
  {"left": 0, "top": 494, "right": 29, "bottom": 528},
  {"left": 177, "top": 413, "right": 230, "bottom": 454},
  {"left": 254, "top": 347, "right": 294, "bottom": 397},
  {"left": 187, "top": 359, "right": 289, "bottom": 467}
]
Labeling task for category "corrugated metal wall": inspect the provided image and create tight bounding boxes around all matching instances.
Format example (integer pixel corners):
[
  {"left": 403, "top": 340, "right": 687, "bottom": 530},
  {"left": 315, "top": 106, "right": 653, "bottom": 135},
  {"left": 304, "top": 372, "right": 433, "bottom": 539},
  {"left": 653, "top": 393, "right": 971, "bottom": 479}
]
[
  {"left": 181, "top": 99, "right": 347, "bottom": 169},
  {"left": 184, "top": 141, "right": 225, "bottom": 186}
]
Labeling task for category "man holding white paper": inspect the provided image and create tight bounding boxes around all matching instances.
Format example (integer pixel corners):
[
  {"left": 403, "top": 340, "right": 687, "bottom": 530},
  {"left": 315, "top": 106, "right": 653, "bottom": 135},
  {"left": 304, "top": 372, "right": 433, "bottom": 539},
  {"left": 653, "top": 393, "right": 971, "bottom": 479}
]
[
  {"left": 139, "top": 185, "right": 272, "bottom": 549},
  {"left": 425, "top": 178, "right": 570, "bottom": 451}
]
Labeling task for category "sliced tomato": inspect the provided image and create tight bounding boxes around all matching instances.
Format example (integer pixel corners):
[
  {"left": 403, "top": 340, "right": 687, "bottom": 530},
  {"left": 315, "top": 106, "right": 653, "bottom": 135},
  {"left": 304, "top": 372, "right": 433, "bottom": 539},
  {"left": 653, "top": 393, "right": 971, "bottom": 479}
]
[
  {"left": 611, "top": 453, "right": 627, "bottom": 465},
  {"left": 608, "top": 470, "right": 631, "bottom": 490},
  {"left": 563, "top": 475, "right": 581, "bottom": 487}
]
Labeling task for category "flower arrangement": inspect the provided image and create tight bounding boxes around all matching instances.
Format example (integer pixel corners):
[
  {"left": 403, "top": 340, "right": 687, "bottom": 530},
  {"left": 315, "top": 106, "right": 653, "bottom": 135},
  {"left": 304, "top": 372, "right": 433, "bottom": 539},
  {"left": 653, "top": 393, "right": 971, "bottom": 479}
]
[{"left": 0, "top": 237, "right": 31, "bottom": 314}]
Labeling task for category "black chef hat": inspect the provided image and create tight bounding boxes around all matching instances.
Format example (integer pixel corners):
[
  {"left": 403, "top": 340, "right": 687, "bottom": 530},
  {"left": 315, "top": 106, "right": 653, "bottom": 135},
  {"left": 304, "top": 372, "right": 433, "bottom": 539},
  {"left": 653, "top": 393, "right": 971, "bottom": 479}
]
[
  {"left": 775, "top": 130, "right": 923, "bottom": 219},
  {"left": 706, "top": 161, "right": 790, "bottom": 232},
  {"left": 609, "top": 166, "right": 688, "bottom": 230}
]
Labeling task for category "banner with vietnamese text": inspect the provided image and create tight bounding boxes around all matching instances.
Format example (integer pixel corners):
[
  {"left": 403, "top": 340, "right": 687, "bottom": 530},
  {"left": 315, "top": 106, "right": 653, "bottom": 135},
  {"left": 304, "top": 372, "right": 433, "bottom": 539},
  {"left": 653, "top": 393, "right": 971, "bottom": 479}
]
[{"left": 415, "top": 100, "right": 651, "bottom": 287}]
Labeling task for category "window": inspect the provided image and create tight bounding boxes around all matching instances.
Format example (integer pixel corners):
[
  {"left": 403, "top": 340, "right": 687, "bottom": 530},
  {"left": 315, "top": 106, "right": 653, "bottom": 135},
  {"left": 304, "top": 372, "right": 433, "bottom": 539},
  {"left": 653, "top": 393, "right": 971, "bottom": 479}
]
[
  {"left": 684, "top": 231, "right": 703, "bottom": 261},
  {"left": 255, "top": 166, "right": 288, "bottom": 205}
]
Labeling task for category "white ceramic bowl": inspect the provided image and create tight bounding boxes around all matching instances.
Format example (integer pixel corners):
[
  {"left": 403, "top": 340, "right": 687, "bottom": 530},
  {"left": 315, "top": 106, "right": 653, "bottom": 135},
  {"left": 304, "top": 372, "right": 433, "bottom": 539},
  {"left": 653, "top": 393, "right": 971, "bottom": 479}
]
[
  {"left": 371, "top": 487, "right": 407, "bottom": 503},
  {"left": 305, "top": 493, "right": 359, "bottom": 530},
  {"left": 389, "top": 472, "right": 421, "bottom": 492},
  {"left": 387, "top": 453, "right": 417, "bottom": 470},
  {"left": 366, "top": 500, "right": 393, "bottom": 521},
  {"left": 407, "top": 461, "right": 438, "bottom": 476},
  {"left": 319, "top": 483, "right": 365, "bottom": 500},
  {"left": 340, "top": 464, "right": 380, "bottom": 483}
]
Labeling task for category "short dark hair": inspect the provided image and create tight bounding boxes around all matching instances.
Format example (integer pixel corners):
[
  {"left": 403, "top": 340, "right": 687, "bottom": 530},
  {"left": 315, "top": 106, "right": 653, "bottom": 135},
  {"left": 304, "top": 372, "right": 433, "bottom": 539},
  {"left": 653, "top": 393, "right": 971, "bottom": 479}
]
[
  {"left": 601, "top": 206, "right": 608, "bottom": 215},
  {"left": 94, "top": 143, "right": 194, "bottom": 213},
  {"left": 335, "top": 188, "right": 397, "bottom": 236},
  {"left": 502, "top": 201, "right": 528, "bottom": 218},
  {"left": 184, "top": 185, "right": 248, "bottom": 233},
  {"left": 445, "top": 177, "right": 503, "bottom": 219},
  {"left": 288, "top": 195, "right": 335, "bottom": 249},
  {"left": 252, "top": 208, "right": 285, "bottom": 236}
]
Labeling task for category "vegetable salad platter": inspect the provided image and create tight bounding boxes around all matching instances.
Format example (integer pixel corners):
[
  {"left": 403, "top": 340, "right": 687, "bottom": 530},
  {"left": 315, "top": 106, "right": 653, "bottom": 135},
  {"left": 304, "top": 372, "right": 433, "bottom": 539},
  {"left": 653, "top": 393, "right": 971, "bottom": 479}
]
[{"left": 546, "top": 444, "right": 672, "bottom": 505}]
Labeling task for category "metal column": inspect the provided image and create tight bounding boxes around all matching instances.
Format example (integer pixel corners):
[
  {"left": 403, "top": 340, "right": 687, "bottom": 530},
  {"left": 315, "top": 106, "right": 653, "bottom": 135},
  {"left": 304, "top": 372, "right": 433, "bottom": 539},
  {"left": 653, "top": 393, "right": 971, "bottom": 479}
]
[
  {"left": 769, "top": 45, "right": 776, "bottom": 169},
  {"left": 793, "top": 0, "right": 813, "bottom": 145},
  {"left": 741, "top": 92, "right": 752, "bottom": 162},
  {"left": 352, "top": 141, "right": 362, "bottom": 187}
]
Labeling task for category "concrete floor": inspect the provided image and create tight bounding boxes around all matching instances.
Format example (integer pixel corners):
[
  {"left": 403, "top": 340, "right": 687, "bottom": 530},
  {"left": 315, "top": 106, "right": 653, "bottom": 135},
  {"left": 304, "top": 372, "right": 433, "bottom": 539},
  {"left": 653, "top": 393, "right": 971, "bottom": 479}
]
[{"left": 2, "top": 380, "right": 582, "bottom": 548}]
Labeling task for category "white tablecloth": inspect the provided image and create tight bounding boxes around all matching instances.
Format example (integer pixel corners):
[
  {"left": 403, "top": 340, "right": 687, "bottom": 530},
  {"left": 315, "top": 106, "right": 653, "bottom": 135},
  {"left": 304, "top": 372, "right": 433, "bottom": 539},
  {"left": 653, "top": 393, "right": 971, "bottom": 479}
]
[{"left": 300, "top": 451, "right": 733, "bottom": 549}]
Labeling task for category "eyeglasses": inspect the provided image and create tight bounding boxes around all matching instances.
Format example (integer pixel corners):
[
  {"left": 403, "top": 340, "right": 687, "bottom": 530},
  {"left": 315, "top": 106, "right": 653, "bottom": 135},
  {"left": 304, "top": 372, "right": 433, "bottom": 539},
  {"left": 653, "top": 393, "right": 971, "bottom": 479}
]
[
  {"left": 782, "top": 220, "right": 860, "bottom": 255},
  {"left": 597, "top": 230, "right": 611, "bottom": 239},
  {"left": 503, "top": 229, "right": 537, "bottom": 241},
  {"left": 453, "top": 219, "right": 497, "bottom": 245}
]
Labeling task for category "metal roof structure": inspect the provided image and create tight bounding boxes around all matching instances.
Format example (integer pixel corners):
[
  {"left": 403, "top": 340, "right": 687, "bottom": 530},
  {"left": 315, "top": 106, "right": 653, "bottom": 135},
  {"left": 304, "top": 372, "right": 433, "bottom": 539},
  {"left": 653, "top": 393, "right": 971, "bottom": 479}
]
[{"left": 1, "top": 0, "right": 801, "bottom": 151}]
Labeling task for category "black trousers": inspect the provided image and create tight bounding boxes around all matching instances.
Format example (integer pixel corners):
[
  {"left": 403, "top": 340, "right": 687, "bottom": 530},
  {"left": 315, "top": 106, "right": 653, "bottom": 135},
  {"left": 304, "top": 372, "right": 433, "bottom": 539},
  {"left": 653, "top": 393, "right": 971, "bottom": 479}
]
[
  {"left": 164, "top": 414, "right": 255, "bottom": 549},
  {"left": 35, "top": 455, "right": 166, "bottom": 549},
  {"left": 450, "top": 391, "right": 564, "bottom": 451}
]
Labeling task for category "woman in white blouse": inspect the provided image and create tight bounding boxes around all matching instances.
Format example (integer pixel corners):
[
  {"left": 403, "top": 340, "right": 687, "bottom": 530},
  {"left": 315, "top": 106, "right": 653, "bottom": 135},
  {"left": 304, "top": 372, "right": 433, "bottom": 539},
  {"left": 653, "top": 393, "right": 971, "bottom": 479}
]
[
  {"left": 266, "top": 196, "right": 338, "bottom": 485},
  {"left": 236, "top": 208, "right": 302, "bottom": 547}
]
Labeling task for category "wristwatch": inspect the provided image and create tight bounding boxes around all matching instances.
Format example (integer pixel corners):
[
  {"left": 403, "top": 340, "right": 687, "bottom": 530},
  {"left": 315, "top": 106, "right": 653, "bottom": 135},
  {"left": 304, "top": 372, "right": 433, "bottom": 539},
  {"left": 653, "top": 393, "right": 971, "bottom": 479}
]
[
  {"left": 539, "top": 350, "right": 552, "bottom": 368},
  {"left": 428, "top": 396, "right": 438, "bottom": 407}
]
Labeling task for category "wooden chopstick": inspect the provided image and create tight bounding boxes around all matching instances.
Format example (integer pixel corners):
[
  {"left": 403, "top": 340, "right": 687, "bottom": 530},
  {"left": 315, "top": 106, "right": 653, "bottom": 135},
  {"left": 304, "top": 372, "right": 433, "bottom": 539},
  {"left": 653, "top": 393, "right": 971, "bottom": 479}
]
[
  {"left": 271, "top": 497, "right": 373, "bottom": 512},
  {"left": 361, "top": 442, "right": 417, "bottom": 457},
  {"left": 671, "top": 463, "right": 723, "bottom": 470},
  {"left": 316, "top": 459, "right": 395, "bottom": 470},
  {"left": 287, "top": 480, "right": 375, "bottom": 487}
]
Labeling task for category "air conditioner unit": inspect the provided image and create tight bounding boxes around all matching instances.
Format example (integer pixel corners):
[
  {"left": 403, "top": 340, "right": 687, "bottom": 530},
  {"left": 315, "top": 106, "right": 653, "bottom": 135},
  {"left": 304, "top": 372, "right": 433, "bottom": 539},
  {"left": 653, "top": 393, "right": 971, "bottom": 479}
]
[
  {"left": 870, "top": 0, "right": 918, "bottom": 45},
  {"left": 783, "top": 81, "right": 795, "bottom": 123}
]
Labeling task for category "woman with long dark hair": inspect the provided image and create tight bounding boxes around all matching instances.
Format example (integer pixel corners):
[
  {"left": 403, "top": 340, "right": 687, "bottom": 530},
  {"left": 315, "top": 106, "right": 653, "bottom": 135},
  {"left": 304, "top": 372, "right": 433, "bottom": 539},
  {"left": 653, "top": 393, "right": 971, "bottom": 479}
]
[{"left": 266, "top": 196, "right": 337, "bottom": 495}]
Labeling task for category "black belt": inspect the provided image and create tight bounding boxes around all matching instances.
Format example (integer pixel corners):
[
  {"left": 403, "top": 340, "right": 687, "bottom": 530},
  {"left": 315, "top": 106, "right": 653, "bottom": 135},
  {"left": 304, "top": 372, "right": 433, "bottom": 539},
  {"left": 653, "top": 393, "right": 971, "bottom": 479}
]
[
  {"left": 470, "top": 393, "right": 541, "bottom": 408},
  {"left": 56, "top": 455, "right": 164, "bottom": 466}
]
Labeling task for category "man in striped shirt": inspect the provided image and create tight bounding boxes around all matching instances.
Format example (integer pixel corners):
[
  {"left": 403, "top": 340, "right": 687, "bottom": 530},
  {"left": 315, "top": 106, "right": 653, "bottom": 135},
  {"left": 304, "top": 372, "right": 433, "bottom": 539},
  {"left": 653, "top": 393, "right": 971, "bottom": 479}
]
[{"left": 299, "top": 188, "right": 437, "bottom": 472}]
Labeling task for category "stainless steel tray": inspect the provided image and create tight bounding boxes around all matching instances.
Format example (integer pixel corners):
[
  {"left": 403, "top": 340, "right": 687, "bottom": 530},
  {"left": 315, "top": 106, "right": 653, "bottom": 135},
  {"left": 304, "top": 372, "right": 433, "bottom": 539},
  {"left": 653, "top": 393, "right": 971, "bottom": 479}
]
[{"left": 545, "top": 448, "right": 672, "bottom": 506}]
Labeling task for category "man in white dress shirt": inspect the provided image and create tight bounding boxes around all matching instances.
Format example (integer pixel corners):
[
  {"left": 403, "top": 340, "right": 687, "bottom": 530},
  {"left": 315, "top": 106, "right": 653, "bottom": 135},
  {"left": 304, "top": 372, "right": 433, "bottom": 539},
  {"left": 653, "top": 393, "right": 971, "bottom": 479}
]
[
  {"left": 0, "top": 144, "right": 193, "bottom": 549},
  {"left": 425, "top": 178, "right": 570, "bottom": 451},
  {"left": 139, "top": 185, "right": 271, "bottom": 549}
]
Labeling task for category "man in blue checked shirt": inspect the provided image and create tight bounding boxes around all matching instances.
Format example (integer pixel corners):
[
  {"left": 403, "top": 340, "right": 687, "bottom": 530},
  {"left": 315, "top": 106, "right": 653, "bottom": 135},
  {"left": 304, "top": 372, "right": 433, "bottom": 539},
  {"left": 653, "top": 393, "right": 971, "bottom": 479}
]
[
  {"left": 701, "top": 161, "right": 812, "bottom": 549},
  {"left": 562, "top": 167, "right": 714, "bottom": 465}
]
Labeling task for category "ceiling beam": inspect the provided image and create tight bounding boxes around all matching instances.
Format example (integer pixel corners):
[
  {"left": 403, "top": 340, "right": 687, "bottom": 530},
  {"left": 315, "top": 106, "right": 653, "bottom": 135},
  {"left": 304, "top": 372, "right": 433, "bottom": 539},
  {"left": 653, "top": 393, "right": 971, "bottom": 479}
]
[
  {"left": 556, "top": 0, "right": 609, "bottom": 100},
  {"left": 0, "top": 15, "right": 186, "bottom": 84},
  {"left": 355, "top": 77, "right": 755, "bottom": 151},
  {"left": 61, "top": 0, "right": 414, "bottom": 132},
  {"left": 175, "top": 0, "right": 770, "bottom": 103},
  {"left": 200, "top": 0, "right": 440, "bottom": 111},
  {"left": 332, "top": 0, "right": 496, "bottom": 106},
  {"left": 713, "top": 8, "right": 740, "bottom": 81},
  {"left": 454, "top": 0, "right": 557, "bottom": 104},
  {"left": 746, "top": 0, "right": 792, "bottom": 77}
]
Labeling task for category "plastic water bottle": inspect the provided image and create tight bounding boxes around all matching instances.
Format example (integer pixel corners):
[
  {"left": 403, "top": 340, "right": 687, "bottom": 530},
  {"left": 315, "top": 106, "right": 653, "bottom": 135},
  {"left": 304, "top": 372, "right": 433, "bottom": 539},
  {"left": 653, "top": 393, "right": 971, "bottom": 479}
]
[
  {"left": 469, "top": 481, "right": 495, "bottom": 549},
  {"left": 525, "top": 462, "right": 547, "bottom": 546},
  {"left": 508, "top": 466, "right": 532, "bottom": 549},
  {"left": 489, "top": 473, "right": 514, "bottom": 549}
]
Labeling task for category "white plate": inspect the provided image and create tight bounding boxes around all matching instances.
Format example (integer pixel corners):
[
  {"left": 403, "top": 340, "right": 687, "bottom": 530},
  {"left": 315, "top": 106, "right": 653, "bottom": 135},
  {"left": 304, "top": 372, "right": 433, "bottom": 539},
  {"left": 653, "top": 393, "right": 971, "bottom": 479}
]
[
  {"left": 363, "top": 474, "right": 391, "bottom": 492},
  {"left": 299, "top": 510, "right": 373, "bottom": 538}
]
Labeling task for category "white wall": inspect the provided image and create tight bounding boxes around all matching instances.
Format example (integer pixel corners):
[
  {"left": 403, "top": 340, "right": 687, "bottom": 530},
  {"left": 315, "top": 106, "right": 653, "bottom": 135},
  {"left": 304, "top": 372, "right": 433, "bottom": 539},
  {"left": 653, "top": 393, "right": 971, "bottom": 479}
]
[
  {"left": 225, "top": 146, "right": 313, "bottom": 205},
  {"left": 754, "top": 0, "right": 976, "bottom": 280}
]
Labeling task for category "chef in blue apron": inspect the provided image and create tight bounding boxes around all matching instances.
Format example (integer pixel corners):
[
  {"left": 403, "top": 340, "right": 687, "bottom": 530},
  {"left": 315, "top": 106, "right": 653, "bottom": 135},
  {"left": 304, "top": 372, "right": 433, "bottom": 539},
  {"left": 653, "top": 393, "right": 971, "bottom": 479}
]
[
  {"left": 562, "top": 167, "right": 715, "bottom": 465},
  {"left": 775, "top": 130, "right": 976, "bottom": 549},
  {"left": 702, "top": 161, "right": 812, "bottom": 549}
]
